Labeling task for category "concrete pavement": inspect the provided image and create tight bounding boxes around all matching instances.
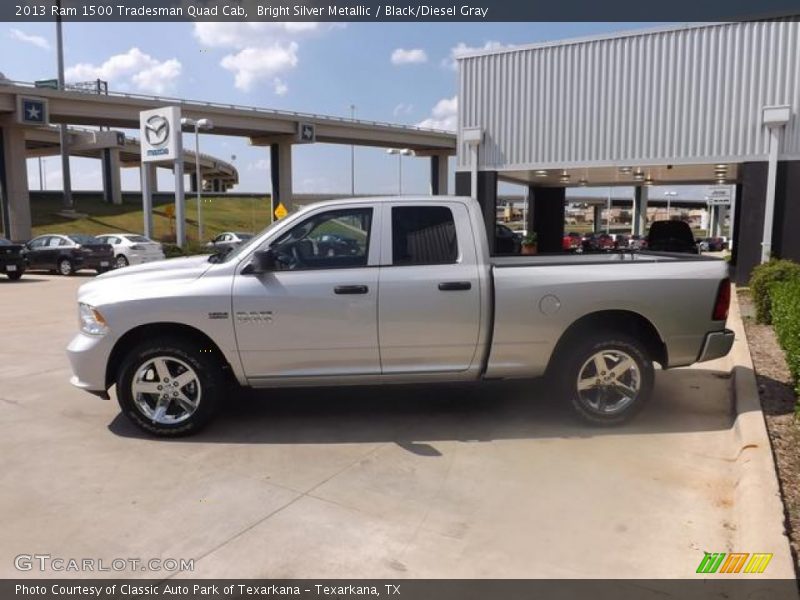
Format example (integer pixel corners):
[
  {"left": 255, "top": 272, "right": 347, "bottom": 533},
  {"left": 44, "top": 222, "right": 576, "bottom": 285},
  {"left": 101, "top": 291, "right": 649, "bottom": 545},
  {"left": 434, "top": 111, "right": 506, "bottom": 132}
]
[{"left": 0, "top": 273, "right": 792, "bottom": 580}]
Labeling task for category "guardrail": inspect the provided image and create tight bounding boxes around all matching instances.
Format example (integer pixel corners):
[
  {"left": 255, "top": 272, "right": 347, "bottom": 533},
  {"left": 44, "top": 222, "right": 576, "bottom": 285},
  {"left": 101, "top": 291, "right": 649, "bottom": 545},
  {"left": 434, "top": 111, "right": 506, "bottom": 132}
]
[{"left": 3, "top": 79, "right": 455, "bottom": 136}]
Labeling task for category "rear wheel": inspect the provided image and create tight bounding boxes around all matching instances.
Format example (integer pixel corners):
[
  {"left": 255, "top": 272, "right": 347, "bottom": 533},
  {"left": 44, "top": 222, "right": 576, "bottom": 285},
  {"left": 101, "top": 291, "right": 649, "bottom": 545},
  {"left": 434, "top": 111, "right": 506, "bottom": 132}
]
[
  {"left": 58, "top": 258, "right": 74, "bottom": 276},
  {"left": 558, "top": 333, "right": 654, "bottom": 426},
  {"left": 116, "top": 337, "right": 223, "bottom": 436},
  {"left": 6, "top": 270, "right": 23, "bottom": 281}
]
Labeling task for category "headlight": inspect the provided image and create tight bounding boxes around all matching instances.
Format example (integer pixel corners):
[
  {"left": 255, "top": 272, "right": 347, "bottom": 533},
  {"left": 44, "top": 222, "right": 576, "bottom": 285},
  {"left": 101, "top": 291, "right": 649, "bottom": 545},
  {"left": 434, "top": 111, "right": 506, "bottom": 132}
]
[{"left": 79, "top": 303, "right": 109, "bottom": 336}]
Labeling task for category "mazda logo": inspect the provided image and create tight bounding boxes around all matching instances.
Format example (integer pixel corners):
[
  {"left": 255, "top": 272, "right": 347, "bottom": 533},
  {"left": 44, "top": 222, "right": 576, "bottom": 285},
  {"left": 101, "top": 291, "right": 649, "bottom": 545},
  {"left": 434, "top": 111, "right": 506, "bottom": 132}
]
[{"left": 144, "top": 115, "right": 170, "bottom": 147}]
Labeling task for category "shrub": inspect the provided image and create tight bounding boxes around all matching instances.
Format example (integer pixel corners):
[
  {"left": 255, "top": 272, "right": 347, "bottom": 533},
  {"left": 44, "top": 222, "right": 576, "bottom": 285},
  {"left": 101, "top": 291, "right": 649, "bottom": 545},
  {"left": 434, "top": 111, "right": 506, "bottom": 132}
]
[
  {"left": 749, "top": 259, "right": 800, "bottom": 324},
  {"left": 770, "top": 277, "right": 800, "bottom": 397},
  {"left": 162, "top": 241, "right": 211, "bottom": 259}
]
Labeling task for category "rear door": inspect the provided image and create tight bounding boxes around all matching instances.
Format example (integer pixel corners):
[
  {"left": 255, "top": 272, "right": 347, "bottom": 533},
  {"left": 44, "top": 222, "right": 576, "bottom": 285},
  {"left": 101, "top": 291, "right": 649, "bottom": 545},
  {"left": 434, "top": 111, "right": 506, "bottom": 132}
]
[
  {"left": 377, "top": 202, "right": 482, "bottom": 374},
  {"left": 25, "top": 236, "right": 50, "bottom": 268}
]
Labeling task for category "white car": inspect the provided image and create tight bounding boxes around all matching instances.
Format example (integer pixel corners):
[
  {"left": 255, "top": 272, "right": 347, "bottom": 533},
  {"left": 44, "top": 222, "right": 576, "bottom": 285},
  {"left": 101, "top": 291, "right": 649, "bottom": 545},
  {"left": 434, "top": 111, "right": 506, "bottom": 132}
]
[{"left": 95, "top": 234, "right": 165, "bottom": 269}]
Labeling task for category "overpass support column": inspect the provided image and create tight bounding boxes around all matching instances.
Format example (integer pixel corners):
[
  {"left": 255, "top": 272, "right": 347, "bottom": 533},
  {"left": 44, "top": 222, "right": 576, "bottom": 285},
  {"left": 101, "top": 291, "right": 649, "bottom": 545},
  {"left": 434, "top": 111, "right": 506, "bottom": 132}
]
[
  {"left": 527, "top": 186, "right": 565, "bottom": 254},
  {"left": 430, "top": 154, "right": 449, "bottom": 195},
  {"left": 102, "top": 148, "right": 123, "bottom": 205},
  {"left": 593, "top": 205, "right": 602, "bottom": 233},
  {"left": 0, "top": 122, "right": 31, "bottom": 240},
  {"left": 190, "top": 173, "right": 198, "bottom": 194},
  {"left": 270, "top": 141, "right": 293, "bottom": 218},
  {"left": 633, "top": 186, "right": 648, "bottom": 236},
  {"left": 456, "top": 170, "right": 496, "bottom": 253}
]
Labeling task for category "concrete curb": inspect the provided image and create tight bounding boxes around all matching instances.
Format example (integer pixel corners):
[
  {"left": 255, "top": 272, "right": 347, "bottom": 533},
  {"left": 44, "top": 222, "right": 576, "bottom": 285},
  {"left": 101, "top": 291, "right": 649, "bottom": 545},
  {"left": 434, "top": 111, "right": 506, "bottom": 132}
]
[{"left": 728, "top": 287, "right": 797, "bottom": 581}]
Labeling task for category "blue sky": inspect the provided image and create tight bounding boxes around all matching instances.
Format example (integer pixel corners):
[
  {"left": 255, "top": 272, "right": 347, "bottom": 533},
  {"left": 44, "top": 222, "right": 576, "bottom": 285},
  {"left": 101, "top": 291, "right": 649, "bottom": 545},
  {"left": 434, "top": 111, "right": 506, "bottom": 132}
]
[{"left": 1, "top": 20, "right": 663, "bottom": 195}]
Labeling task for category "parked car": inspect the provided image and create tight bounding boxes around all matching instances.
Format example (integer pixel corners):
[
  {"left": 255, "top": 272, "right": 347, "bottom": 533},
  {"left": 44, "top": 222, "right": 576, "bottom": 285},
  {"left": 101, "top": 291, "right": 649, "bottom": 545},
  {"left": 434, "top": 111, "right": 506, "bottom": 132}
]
[
  {"left": 700, "top": 237, "right": 726, "bottom": 252},
  {"left": 628, "top": 234, "right": 648, "bottom": 250},
  {"left": 647, "top": 221, "right": 700, "bottom": 254},
  {"left": 68, "top": 195, "right": 733, "bottom": 436},
  {"left": 95, "top": 234, "right": 165, "bottom": 269},
  {"left": 562, "top": 232, "right": 582, "bottom": 252},
  {"left": 613, "top": 234, "right": 630, "bottom": 249},
  {"left": 495, "top": 224, "right": 522, "bottom": 254},
  {"left": 207, "top": 232, "right": 254, "bottom": 255},
  {"left": 582, "top": 232, "right": 616, "bottom": 252},
  {"left": 0, "top": 237, "right": 26, "bottom": 280},
  {"left": 25, "top": 234, "right": 114, "bottom": 275}
]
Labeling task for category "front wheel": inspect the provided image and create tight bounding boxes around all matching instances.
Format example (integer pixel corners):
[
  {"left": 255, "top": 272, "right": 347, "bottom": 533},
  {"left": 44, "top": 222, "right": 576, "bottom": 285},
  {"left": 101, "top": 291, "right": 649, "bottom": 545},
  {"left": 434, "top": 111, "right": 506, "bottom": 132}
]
[
  {"left": 58, "top": 258, "right": 74, "bottom": 276},
  {"left": 558, "top": 333, "right": 654, "bottom": 426},
  {"left": 6, "top": 270, "right": 23, "bottom": 281},
  {"left": 115, "top": 254, "right": 129, "bottom": 269},
  {"left": 116, "top": 337, "right": 223, "bottom": 436}
]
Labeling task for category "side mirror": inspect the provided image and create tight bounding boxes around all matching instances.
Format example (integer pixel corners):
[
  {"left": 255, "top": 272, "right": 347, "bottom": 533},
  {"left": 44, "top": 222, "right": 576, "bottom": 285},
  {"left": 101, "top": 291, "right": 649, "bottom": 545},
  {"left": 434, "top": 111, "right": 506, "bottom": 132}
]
[{"left": 247, "top": 248, "right": 277, "bottom": 274}]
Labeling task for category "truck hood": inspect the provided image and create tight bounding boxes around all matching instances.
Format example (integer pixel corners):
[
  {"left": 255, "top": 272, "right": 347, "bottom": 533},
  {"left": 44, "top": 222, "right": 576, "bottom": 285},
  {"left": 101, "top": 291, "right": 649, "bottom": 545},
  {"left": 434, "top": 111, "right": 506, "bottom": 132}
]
[{"left": 78, "top": 255, "right": 214, "bottom": 304}]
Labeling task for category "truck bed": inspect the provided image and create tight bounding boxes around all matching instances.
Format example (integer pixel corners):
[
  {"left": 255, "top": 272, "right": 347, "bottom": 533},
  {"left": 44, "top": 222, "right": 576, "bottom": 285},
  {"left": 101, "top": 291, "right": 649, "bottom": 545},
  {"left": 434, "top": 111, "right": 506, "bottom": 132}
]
[{"left": 491, "top": 250, "right": 721, "bottom": 268}]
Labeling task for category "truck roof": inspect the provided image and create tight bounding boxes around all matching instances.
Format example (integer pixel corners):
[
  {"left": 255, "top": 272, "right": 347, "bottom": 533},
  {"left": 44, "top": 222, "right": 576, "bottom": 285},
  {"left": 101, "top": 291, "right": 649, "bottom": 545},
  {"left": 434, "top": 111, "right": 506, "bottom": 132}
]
[{"left": 297, "top": 195, "right": 473, "bottom": 211}]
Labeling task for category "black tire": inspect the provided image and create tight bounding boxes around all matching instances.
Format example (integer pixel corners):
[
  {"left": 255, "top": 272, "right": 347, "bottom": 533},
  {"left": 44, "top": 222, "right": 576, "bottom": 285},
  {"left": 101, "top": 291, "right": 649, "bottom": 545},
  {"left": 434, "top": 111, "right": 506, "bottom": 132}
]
[
  {"left": 557, "top": 332, "right": 654, "bottom": 426},
  {"left": 6, "top": 270, "right": 23, "bottom": 281},
  {"left": 116, "top": 337, "right": 223, "bottom": 437},
  {"left": 57, "top": 258, "right": 74, "bottom": 276},
  {"left": 115, "top": 254, "right": 129, "bottom": 268},
  {"left": 96, "top": 267, "right": 110, "bottom": 274}
]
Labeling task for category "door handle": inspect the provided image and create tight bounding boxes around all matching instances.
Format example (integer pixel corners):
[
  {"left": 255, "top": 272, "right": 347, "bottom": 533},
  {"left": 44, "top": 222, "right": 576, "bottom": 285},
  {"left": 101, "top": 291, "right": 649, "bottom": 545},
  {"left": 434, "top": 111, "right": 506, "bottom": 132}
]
[
  {"left": 334, "top": 285, "right": 369, "bottom": 295},
  {"left": 438, "top": 281, "right": 472, "bottom": 291}
]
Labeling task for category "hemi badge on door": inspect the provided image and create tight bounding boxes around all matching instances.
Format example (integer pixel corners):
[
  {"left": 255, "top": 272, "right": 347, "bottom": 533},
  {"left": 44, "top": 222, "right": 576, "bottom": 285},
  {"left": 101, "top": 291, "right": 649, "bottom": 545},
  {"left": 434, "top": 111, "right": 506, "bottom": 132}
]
[{"left": 208, "top": 312, "right": 229, "bottom": 320}]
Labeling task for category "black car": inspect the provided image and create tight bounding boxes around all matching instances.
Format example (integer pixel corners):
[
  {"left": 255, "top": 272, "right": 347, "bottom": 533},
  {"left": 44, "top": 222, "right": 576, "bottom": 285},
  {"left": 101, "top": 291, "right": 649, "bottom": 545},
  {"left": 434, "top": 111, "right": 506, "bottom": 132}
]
[
  {"left": 25, "top": 234, "right": 114, "bottom": 275},
  {"left": 646, "top": 221, "right": 699, "bottom": 254},
  {"left": 495, "top": 224, "right": 522, "bottom": 254},
  {"left": 0, "top": 238, "right": 26, "bottom": 280}
]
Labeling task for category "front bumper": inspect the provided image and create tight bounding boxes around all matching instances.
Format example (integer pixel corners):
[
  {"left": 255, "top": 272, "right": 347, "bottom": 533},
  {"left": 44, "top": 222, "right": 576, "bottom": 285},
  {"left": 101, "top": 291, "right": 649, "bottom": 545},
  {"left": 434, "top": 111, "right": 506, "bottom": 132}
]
[
  {"left": 66, "top": 331, "right": 116, "bottom": 395},
  {"left": 696, "top": 329, "right": 735, "bottom": 363}
]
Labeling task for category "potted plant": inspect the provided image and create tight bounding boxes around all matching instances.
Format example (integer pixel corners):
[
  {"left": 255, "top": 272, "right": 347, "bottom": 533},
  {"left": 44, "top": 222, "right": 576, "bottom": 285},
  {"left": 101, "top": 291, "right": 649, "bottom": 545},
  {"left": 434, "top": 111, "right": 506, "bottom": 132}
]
[{"left": 521, "top": 232, "right": 538, "bottom": 255}]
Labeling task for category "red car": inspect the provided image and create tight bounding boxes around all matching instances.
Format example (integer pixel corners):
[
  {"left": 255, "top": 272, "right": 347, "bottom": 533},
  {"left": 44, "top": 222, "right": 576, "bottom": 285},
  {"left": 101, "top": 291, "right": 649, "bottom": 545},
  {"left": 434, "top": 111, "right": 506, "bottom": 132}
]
[
  {"left": 562, "top": 232, "right": 581, "bottom": 252},
  {"left": 582, "top": 233, "right": 616, "bottom": 252}
]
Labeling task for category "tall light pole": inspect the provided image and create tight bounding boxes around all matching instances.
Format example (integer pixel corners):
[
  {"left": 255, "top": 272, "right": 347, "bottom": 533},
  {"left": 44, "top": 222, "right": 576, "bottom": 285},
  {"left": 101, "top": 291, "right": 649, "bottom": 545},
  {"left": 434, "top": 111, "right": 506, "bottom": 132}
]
[
  {"left": 350, "top": 104, "right": 356, "bottom": 196},
  {"left": 56, "top": 0, "right": 73, "bottom": 210},
  {"left": 664, "top": 191, "right": 677, "bottom": 220},
  {"left": 181, "top": 117, "right": 214, "bottom": 241},
  {"left": 386, "top": 148, "right": 412, "bottom": 194}
]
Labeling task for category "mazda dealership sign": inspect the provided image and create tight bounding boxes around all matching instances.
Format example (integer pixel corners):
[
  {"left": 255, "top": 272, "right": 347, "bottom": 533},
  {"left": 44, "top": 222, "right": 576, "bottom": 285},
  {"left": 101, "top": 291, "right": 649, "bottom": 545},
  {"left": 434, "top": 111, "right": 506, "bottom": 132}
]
[{"left": 140, "top": 106, "right": 181, "bottom": 163}]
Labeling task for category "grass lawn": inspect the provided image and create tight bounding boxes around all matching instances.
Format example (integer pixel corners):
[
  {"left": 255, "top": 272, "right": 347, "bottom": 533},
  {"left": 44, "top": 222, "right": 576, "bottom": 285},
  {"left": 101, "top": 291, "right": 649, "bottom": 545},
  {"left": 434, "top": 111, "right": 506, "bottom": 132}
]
[{"left": 30, "top": 194, "right": 273, "bottom": 243}]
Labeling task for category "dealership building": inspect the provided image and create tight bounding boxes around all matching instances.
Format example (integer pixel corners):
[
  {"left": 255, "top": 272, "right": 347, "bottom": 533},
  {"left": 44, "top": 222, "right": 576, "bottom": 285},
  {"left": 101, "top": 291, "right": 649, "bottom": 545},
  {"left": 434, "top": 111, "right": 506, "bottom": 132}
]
[{"left": 455, "top": 18, "right": 800, "bottom": 283}]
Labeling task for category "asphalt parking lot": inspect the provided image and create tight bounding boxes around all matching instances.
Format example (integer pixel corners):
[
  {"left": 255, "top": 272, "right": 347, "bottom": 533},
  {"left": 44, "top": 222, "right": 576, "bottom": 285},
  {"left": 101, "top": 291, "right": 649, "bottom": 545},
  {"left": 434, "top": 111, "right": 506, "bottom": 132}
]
[{"left": 0, "top": 273, "right": 772, "bottom": 578}]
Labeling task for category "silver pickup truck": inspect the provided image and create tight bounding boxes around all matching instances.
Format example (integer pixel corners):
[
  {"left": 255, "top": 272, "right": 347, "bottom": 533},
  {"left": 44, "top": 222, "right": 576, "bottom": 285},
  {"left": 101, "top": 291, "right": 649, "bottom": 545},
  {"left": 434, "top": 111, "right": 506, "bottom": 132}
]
[{"left": 67, "top": 196, "right": 734, "bottom": 436}]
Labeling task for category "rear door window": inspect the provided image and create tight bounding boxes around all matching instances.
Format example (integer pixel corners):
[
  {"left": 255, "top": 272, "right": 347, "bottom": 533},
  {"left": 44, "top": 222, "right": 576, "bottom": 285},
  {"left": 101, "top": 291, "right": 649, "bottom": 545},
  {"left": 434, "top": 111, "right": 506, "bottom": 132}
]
[{"left": 391, "top": 206, "right": 458, "bottom": 266}]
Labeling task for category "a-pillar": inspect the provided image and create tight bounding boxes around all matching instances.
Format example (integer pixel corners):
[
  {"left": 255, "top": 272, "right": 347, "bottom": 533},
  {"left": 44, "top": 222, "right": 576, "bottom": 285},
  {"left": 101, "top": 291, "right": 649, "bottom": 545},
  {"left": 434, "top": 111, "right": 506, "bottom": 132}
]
[
  {"left": 455, "top": 170, "right": 497, "bottom": 253},
  {"left": 430, "top": 154, "right": 449, "bottom": 195},
  {"left": 633, "top": 186, "right": 648, "bottom": 236},
  {"left": 101, "top": 148, "right": 122, "bottom": 205},
  {"left": 593, "top": 205, "right": 602, "bottom": 233},
  {"left": 270, "top": 141, "right": 293, "bottom": 218},
  {"left": 527, "top": 186, "right": 565, "bottom": 254},
  {"left": 0, "top": 120, "right": 31, "bottom": 240}
]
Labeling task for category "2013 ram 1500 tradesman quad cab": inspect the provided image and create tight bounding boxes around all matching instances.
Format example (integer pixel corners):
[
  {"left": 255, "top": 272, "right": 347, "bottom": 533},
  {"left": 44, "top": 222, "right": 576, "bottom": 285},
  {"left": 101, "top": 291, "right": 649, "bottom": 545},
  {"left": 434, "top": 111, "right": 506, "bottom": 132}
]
[{"left": 67, "top": 196, "right": 734, "bottom": 436}]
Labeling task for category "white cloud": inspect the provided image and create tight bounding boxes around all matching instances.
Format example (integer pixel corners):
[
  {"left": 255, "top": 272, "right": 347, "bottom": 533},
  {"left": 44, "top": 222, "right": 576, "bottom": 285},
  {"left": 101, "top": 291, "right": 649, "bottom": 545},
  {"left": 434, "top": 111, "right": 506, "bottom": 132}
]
[
  {"left": 392, "top": 103, "right": 414, "bottom": 117},
  {"left": 66, "top": 47, "right": 181, "bottom": 94},
  {"left": 390, "top": 48, "right": 427, "bottom": 65},
  {"left": 273, "top": 78, "right": 289, "bottom": 96},
  {"left": 193, "top": 22, "right": 320, "bottom": 49},
  {"left": 9, "top": 28, "right": 49, "bottom": 50},
  {"left": 417, "top": 96, "right": 458, "bottom": 131},
  {"left": 220, "top": 43, "right": 298, "bottom": 92},
  {"left": 443, "top": 41, "right": 511, "bottom": 70}
]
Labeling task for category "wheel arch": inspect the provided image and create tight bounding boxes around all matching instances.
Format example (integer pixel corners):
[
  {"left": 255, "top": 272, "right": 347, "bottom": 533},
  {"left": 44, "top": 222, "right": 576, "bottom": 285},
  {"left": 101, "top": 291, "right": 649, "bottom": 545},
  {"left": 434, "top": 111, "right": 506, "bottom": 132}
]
[
  {"left": 547, "top": 309, "right": 668, "bottom": 373},
  {"left": 105, "top": 322, "right": 233, "bottom": 389}
]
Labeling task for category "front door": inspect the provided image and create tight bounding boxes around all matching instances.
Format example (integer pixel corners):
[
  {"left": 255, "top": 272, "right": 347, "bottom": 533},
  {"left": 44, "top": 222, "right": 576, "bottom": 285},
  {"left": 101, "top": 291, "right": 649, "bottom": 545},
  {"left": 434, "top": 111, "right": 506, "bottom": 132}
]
[{"left": 232, "top": 206, "right": 380, "bottom": 380}]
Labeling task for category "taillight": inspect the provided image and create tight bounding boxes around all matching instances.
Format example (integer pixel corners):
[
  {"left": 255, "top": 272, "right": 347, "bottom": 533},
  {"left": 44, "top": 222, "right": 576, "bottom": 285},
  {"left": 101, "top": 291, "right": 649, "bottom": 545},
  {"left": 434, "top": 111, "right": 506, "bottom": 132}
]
[{"left": 713, "top": 278, "right": 731, "bottom": 321}]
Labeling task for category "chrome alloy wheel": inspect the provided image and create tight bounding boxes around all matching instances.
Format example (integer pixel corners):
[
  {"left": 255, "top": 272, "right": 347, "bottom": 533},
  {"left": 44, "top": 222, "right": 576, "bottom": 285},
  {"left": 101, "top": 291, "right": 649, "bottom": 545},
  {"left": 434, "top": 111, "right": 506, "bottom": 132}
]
[
  {"left": 576, "top": 349, "right": 641, "bottom": 415},
  {"left": 131, "top": 356, "right": 201, "bottom": 424}
]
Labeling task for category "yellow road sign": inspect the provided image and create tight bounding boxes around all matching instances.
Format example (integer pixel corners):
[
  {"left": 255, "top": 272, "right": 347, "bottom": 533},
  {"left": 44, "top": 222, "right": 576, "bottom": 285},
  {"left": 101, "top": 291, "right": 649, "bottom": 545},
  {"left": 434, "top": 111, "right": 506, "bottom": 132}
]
[{"left": 274, "top": 202, "right": 288, "bottom": 219}]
